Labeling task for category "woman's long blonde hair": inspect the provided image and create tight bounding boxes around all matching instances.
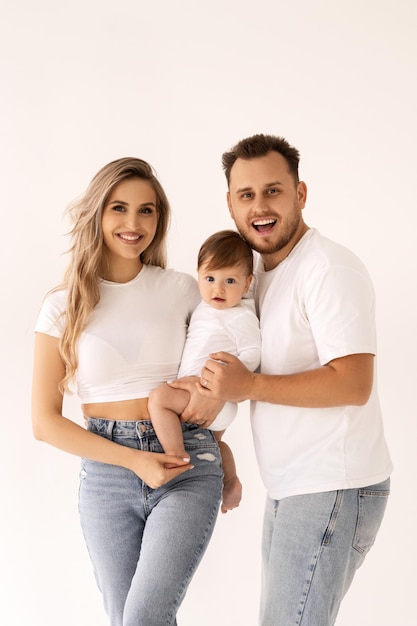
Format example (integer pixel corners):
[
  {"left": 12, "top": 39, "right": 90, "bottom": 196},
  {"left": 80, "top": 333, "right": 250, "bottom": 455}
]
[{"left": 59, "top": 157, "right": 170, "bottom": 392}]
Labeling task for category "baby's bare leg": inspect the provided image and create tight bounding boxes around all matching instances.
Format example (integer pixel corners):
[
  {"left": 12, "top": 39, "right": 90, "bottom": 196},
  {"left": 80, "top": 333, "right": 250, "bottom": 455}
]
[
  {"left": 214, "top": 431, "right": 242, "bottom": 514},
  {"left": 148, "top": 384, "right": 190, "bottom": 465}
]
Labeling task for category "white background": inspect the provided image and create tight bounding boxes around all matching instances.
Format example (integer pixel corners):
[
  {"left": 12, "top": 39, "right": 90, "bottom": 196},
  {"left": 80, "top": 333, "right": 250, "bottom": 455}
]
[{"left": 1, "top": 1, "right": 416, "bottom": 624}]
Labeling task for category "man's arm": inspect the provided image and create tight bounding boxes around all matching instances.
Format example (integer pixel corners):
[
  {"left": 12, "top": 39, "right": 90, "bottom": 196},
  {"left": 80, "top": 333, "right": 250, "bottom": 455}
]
[{"left": 199, "top": 351, "right": 374, "bottom": 408}]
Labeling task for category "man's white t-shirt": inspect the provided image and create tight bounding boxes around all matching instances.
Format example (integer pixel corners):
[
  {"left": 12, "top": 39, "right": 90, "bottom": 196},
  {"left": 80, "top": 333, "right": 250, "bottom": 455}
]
[{"left": 252, "top": 228, "right": 393, "bottom": 500}]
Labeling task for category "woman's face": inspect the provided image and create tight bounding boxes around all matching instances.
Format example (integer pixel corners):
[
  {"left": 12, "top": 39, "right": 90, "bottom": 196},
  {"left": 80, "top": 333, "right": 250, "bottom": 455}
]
[{"left": 101, "top": 177, "right": 158, "bottom": 280}]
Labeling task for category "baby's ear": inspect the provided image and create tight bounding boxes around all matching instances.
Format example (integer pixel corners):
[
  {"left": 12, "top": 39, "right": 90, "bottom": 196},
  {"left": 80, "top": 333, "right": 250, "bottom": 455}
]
[{"left": 244, "top": 274, "right": 253, "bottom": 292}]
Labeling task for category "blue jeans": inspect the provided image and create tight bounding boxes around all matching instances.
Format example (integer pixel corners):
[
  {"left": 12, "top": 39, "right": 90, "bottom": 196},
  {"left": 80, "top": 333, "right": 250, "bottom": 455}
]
[
  {"left": 260, "top": 478, "right": 390, "bottom": 626},
  {"left": 78, "top": 418, "right": 223, "bottom": 626}
]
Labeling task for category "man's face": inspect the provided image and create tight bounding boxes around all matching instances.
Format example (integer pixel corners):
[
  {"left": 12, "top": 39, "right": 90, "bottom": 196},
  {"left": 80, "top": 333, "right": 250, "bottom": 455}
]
[{"left": 227, "top": 151, "right": 307, "bottom": 270}]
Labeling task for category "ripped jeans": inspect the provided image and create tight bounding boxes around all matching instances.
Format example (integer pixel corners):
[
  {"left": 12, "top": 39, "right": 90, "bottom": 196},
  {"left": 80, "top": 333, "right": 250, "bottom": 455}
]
[{"left": 78, "top": 418, "right": 223, "bottom": 626}]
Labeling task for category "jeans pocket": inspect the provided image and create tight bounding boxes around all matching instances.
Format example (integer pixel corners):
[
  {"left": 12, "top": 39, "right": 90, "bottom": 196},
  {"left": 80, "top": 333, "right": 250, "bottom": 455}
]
[{"left": 352, "top": 481, "right": 390, "bottom": 555}]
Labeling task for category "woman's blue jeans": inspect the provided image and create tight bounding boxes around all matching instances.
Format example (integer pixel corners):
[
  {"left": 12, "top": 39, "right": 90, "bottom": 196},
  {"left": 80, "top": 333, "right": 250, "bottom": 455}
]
[
  {"left": 260, "top": 478, "right": 390, "bottom": 625},
  {"left": 78, "top": 418, "right": 223, "bottom": 626}
]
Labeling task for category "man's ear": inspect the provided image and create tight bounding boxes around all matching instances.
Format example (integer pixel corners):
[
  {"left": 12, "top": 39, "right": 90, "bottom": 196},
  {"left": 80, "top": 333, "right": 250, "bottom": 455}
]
[
  {"left": 227, "top": 191, "right": 234, "bottom": 218},
  {"left": 297, "top": 181, "right": 307, "bottom": 208}
]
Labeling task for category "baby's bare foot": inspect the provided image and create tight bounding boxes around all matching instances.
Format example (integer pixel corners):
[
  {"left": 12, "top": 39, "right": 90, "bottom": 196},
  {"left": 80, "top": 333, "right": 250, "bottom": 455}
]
[{"left": 221, "top": 476, "right": 242, "bottom": 513}]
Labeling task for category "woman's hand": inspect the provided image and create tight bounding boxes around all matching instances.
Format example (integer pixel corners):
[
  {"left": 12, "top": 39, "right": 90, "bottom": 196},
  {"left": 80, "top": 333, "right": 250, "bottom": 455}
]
[
  {"left": 168, "top": 376, "right": 225, "bottom": 428},
  {"left": 32, "top": 334, "right": 195, "bottom": 491},
  {"left": 129, "top": 449, "right": 194, "bottom": 490}
]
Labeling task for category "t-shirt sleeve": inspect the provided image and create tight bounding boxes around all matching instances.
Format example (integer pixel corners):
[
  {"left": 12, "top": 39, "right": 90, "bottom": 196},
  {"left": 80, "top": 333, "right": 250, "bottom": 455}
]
[
  {"left": 34, "top": 290, "right": 66, "bottom": 339},
  {"left": 177, "top": 272, "right": 201, "bottom": 319},
  {"left": 304, "top": 263, "right": 377, "bottom": 365}
]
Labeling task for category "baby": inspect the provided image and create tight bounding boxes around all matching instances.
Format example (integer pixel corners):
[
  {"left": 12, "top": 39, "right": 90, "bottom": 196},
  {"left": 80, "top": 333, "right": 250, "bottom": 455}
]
[{"left": 148, "top": 230, "right": 261, "bottom": 512}]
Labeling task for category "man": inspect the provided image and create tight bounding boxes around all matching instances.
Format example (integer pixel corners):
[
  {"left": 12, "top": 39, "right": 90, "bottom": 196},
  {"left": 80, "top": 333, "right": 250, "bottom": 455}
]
[{"left": 199, "top": 134, "right": 393, "bottom": 625}]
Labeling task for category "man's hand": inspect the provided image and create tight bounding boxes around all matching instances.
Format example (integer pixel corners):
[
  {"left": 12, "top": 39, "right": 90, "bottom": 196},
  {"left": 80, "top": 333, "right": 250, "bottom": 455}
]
[
  {"left": 168, "top": 376, "right": 225, "bottom": 427},
  {"left": 199, "top": 352, "right": 254, "bottom": 402}
]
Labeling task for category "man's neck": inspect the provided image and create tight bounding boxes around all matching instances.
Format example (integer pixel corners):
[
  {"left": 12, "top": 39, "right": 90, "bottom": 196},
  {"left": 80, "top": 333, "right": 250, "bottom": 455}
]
[{"left": 262, "top": 223, "right": 309, "bottom": 271}]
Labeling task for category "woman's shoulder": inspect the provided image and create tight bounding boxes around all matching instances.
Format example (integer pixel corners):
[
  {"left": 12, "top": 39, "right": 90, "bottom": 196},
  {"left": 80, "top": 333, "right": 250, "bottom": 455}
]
[
  {"left": 39, "top": 287, "right": 66, "bottom": 311},
  {"left": 143, "top": 265, "right": 200, "bottom": 312},
  {"left": 145, "top": 264, "right": 198, "bottom": 289},
  {"left": 35, "top": 287, "right": 66, "bottom": 336}
]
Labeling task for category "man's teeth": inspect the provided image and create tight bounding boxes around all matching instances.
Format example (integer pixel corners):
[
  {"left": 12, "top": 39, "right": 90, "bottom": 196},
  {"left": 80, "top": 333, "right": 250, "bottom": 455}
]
[{"left": 253, "top": 219, "right": 275, "bottom": 226}]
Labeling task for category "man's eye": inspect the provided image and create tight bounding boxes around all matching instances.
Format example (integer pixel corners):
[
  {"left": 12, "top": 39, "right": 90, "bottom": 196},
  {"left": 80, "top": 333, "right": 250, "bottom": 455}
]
[
  {"left": 242, "top": 192, "right": 253, "bottom": 199},
  {"left": 267, "top": 188, "right": 278, "bottom": 194}
]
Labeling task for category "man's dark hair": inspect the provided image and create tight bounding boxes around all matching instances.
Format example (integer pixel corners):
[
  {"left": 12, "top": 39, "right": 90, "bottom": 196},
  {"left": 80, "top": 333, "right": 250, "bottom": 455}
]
[{"left": 222, "top": 133, "right": 300, "bottom": 186}]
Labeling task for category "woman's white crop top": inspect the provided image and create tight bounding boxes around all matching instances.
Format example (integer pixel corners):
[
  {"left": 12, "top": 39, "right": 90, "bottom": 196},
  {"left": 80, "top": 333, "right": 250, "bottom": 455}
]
[{"left": 35, "top": 265, "right": 200, "bottom": 403}]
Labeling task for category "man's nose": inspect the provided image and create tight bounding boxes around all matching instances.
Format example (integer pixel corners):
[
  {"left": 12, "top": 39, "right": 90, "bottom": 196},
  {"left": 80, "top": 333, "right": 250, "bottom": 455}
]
[{"left": 252, "top": 195, "right": 269, "bottom": 212}]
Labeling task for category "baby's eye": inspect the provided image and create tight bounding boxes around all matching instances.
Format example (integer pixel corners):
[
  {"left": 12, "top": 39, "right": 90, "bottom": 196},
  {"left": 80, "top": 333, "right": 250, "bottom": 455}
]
[
  {"left": 225, "top": 278, "right": 236, "bottom": 284},
  {"left": 205, "top": 276, "right": 215, "bottom": 282}
]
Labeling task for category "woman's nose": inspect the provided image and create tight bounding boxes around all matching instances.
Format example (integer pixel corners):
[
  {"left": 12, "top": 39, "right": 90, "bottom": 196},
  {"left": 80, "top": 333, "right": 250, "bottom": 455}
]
[{"left": 124, "top": 212, "right": 140, "bottom": 229}]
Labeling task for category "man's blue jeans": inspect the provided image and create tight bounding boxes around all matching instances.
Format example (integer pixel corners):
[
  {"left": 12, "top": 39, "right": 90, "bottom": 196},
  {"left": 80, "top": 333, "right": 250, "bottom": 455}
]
[
  {"left": 78, "top": 418, "right": 223, "bottom": 626},
  {"left": 260, "top": 478, "right": 390, "bottom": 625}
]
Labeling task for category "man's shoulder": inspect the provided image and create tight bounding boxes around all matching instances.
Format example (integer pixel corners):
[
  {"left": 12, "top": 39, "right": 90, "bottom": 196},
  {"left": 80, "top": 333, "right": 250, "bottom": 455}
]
[{"left": 305, "top": 229, "right": 368, "bottom": 273}]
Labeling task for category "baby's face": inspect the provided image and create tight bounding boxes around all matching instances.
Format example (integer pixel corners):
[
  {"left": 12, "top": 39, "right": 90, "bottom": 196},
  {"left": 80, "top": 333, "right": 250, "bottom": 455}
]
[{"left": 197, "top": 261, "right": 252, "bottom": 310}]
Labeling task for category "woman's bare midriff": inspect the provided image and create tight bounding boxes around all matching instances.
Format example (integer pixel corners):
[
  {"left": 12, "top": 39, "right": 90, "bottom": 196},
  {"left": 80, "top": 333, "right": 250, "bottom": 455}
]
[{"left": 82, "top": 397, "right": 150, "bottom": 421}]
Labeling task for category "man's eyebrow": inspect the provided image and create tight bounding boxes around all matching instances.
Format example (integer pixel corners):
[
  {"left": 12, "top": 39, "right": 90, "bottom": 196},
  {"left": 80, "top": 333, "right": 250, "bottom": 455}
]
[{"left": 236, "top": 181, "right": 284, "bottom": 193}]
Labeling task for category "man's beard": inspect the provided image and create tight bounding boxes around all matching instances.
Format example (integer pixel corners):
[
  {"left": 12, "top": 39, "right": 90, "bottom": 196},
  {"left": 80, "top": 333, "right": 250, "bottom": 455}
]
[{"left": 237, "top": 210, "right": 301, "bottom": 256}]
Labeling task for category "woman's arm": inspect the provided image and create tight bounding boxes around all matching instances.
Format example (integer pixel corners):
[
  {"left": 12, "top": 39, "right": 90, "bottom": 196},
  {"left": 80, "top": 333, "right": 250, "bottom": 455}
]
[{"left": 32, "top": 333, "right": 193, "bottom": 489}]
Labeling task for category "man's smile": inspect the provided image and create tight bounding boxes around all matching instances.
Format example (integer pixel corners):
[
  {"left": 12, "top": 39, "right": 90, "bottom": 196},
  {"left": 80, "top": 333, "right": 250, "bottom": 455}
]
[{"left": 252, "top": 218, "right": 277, "bottom": 233}]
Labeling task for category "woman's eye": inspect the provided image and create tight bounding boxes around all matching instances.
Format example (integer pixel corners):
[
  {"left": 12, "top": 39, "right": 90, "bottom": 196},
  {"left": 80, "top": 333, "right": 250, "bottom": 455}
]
[
  {"left": 140, "top": 206, "right": 153, "bottom": 214},
  {"left": 112, "top": 205, "right": 125, "bottom": 212}
]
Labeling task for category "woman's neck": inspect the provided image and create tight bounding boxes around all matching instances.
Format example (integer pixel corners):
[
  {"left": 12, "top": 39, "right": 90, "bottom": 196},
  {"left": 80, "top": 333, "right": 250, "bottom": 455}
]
[{"left": 101, "top": 258, "right": 143, "bottom": 283}]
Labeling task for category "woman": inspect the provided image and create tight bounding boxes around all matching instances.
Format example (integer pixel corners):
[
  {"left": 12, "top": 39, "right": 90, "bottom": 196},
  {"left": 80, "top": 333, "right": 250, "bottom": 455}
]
[{"left": 32, "top": 158, "right": 223, "bottom": 625}]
